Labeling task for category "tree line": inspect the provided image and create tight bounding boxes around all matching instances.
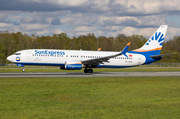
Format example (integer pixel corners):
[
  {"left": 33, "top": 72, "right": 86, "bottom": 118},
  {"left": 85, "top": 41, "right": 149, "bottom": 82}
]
[{"left": 0, "top": 32, "right": 179, "bottom": 64}]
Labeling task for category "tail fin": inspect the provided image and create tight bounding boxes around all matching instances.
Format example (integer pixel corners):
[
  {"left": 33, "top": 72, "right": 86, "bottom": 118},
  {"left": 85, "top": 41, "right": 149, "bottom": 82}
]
[{"left": 133, "top": 25, "right": 168, "bottom": 55}]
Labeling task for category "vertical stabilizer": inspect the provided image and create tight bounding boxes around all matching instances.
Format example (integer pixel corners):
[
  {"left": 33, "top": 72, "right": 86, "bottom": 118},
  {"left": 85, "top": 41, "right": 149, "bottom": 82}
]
[{"left": 133, "top": 25, "right": 168, "bottom": 54}]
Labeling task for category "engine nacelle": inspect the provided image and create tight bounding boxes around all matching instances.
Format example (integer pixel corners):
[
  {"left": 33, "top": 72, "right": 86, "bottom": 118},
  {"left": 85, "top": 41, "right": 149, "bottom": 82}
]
[{"left": 60, "top": 61, "right": 82, "bottom": 70}]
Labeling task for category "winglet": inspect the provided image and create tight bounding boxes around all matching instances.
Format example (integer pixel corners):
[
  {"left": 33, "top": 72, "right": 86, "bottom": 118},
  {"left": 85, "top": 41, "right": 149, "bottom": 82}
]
[
  {"left": 121, "top": 42, "right": 131, "bottom": 57},
  {"left": 97, "top": 47, "right": 102, "bottom": 51}
]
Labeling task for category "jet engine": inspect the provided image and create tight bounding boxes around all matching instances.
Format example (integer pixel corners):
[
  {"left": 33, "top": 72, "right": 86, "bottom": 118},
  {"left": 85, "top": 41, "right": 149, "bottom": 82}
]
[{"left": 60, "top": 61, "right": 82, "bottom": 70}]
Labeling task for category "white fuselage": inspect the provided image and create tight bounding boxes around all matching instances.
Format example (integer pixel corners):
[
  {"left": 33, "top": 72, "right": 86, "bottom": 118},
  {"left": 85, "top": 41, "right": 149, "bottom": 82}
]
[{"left": 7, "top": 49, "right": 146, "bottom": 68}]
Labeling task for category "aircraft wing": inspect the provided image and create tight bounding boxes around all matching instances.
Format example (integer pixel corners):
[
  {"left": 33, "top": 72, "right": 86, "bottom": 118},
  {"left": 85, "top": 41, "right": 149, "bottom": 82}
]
[{"left": 81, "top": 42, "right": 131, "bottom": 65}]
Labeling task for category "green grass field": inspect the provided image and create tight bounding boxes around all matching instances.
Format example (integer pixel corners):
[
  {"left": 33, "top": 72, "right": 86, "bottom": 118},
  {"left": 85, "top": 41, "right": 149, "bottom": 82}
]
[{"left": 1, "top": 77, "right": 180, "bottom": 119}]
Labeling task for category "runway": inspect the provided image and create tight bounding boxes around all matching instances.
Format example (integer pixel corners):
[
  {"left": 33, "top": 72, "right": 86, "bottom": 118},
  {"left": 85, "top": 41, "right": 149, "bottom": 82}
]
[{"left": 0, "top": 72, "right": 180, "bottom": 78}]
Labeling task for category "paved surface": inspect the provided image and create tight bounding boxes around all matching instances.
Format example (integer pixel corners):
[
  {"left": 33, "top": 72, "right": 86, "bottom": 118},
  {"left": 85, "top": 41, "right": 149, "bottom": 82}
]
[{"left": 0, "top": 72, "right": 180, "bottom": 78}]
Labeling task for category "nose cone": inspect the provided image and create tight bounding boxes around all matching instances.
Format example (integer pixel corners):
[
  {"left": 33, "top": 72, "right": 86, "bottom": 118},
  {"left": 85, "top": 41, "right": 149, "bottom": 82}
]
[{"left": 7, "top": 55, "right": 14, "bottom": 62}]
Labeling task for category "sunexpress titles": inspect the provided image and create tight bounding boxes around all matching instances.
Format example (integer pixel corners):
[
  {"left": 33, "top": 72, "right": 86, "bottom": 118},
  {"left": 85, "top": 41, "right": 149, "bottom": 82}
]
[{"left": 35, "top": 50, "right": 65, "bottom": 55}]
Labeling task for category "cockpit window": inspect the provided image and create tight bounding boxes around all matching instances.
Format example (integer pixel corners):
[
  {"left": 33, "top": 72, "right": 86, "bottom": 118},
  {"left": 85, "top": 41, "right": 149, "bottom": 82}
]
[{"left": 15, "top": 53, "right": 21, "bottom": 55}]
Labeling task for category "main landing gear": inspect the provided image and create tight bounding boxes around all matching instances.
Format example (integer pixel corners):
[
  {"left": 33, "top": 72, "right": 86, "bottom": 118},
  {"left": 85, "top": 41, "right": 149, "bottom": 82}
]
[
  {"left": 22, "top": 67, "right": 25, "bottom": 72},
  {"left": 84, "top": 68, "right": 93, "bottom": 73}
]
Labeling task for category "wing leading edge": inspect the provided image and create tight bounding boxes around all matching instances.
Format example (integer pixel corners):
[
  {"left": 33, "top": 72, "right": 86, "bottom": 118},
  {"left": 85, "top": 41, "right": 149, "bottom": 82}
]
[{"left": 81, "top": 42, "right": 131, "bottom": 65}]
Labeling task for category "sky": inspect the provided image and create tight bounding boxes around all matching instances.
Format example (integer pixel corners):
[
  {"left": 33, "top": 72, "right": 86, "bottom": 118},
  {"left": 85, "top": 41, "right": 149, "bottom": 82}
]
[{"left": 0, "top": 0, "right": 180, "bottom": 40}]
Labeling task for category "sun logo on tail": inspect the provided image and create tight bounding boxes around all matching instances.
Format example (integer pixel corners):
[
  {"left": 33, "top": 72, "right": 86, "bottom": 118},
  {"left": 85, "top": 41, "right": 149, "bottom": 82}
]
[{"left": 146, "top": 32, "right": 164, "bottom": 46}]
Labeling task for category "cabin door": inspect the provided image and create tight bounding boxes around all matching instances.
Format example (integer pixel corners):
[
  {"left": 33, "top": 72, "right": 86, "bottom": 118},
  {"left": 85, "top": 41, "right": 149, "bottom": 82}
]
[{"left": 26, "top": 51, "right": 31, "bottom": 59}]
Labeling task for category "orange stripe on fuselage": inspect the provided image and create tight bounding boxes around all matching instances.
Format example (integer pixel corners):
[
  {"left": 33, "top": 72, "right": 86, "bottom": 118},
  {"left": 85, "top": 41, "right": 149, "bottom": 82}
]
[{"left": 132, "top": 47, "right": 162, "bottom": 52}]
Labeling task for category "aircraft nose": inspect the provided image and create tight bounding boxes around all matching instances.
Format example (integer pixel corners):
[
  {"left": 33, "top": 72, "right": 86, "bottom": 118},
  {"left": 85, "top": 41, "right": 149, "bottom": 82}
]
[{"left": 7, "top": 55, "right": 14, "bottom": 62}]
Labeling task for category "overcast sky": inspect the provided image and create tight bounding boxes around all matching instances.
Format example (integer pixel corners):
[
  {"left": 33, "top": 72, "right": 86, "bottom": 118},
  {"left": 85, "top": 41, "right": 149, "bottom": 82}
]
[{"left": 0, "top": 0, "right": 180, "bottom": 40}]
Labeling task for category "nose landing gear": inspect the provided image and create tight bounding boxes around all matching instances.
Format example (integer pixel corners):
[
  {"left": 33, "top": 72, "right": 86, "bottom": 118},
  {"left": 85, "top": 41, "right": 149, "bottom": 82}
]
[{"left": 84, "top": 68, "right": 93, "bottom": 73}]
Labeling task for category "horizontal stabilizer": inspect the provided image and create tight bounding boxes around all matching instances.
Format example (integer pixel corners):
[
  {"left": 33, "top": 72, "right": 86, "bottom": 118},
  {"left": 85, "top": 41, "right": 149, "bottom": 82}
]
[{"left": 150, "top": 53, "right": 175, "bottom": 58}]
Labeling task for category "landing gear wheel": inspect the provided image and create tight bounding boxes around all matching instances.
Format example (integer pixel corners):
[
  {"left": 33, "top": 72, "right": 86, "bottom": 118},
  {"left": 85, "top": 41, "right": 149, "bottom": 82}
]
[
  {"left": 89, "top": 69, "right": 93, "bottom": 73},
  {"left": 84, "top": 69, "right": 89, "bottom": 73},
  {"left": 22, "top": 68, "right": 25, "bottom": 72},
  {"left": 84, "top": 68, "right": 93, "bottom": 73}
]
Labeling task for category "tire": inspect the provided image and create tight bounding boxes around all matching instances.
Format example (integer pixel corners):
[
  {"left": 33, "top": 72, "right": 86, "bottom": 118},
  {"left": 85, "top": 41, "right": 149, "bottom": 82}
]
[
  {"left": 89, "top": 69, "right": 93, "bottom": 73},
  {"left": 84, "top": 69, "right": 89, "bottom": 73}
]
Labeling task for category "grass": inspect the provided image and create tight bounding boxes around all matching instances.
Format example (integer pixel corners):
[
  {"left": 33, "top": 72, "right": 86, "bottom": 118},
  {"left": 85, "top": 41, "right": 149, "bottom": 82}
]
[
  {"left": 0, "top": 65, "right": 180, "bottom": 72},
  {"left": 0, "top": 77, "right": 180, "bottom": 118}
]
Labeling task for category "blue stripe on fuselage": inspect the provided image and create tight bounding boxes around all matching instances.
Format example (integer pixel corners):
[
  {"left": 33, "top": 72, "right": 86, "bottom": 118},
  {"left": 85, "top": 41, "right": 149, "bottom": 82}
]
[
  {"left": 15, "top": 62, "right": 65, "bottom": 66},
  {"left": 97, "top": 65, "right": 139, "bottom": 68}
]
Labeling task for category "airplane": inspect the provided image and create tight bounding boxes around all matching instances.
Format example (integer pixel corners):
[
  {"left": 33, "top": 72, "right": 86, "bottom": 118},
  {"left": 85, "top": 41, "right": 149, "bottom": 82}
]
[{"left": 7, "top": 25, "right": 173, "bottom": 73}]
